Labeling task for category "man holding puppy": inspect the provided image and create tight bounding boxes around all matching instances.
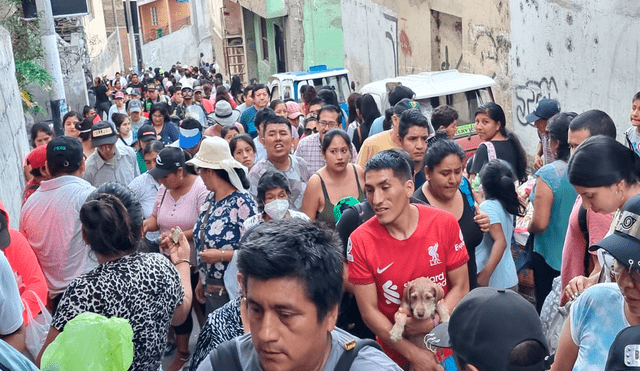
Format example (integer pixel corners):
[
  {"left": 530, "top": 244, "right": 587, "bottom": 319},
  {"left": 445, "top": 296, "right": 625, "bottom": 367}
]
[
  {"left": 348, "top": 149, "right": 469, "bottom": 370},
  {"left": 198, "top": 218, "right": 401, "bottom": 370}
]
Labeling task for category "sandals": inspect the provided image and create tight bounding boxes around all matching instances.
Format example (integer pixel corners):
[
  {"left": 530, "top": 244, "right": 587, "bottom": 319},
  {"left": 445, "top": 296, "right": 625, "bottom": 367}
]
[{"left": 167, "top": 350, "right": 191, "bottom": 371}]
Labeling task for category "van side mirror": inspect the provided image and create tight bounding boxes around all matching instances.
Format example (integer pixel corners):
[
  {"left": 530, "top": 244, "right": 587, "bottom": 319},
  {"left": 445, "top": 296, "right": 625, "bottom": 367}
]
[{"left": 351, "top": 81, "right": 355, "bottom": 91}]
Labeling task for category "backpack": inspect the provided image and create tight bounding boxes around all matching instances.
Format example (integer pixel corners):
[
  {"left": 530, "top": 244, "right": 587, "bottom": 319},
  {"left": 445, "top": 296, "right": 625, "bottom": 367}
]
[{"left": 208, "top": 338, "right": 382, "bottom": 371}]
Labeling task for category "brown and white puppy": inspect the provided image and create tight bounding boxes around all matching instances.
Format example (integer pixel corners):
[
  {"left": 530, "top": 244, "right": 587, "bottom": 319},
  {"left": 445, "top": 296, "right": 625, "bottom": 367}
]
[{"left": 389, "top": 277, "right": 449, "bottom": 346}]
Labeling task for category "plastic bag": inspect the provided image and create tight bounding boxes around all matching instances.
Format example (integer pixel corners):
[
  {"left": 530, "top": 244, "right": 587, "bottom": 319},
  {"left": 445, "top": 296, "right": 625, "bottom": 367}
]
[
  {"left": 224, "top": 251, "right": 240, "bottom": 300},
  {"left": 24, "top": 290, "right": 52, "bottom": 358},
  {"left": 40, "top": 312, "right": 134, "bottom": 371}
]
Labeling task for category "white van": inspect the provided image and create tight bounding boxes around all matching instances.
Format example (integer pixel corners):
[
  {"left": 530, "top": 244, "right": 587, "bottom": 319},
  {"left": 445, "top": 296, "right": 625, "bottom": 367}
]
[{"left": 359, "top": 69, "right": 496, "bottom": 158}]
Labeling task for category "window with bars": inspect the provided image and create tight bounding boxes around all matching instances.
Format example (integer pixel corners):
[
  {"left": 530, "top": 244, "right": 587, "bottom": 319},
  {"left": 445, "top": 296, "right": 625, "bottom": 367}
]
[{"left": 151, "top": 7, "right": 158, "bottom": 26}]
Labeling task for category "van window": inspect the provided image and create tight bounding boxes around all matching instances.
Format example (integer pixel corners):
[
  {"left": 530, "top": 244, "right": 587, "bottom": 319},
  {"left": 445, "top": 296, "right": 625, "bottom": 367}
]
[{"left": 271, "top": 85, "right": 279, "bottom": 100}]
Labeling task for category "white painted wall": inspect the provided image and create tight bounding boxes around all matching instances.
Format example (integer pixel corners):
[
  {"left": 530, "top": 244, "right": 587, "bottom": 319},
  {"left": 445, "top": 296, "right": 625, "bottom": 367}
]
[
  {"left": 141, "top": 26, "right": 212, "bottom": 70},
  {"left": 0, "top": 26, "right": 29, "bottom": 228},
  {"left": 341, "top": 0, "right": 398, "bottom": 90},
  {"left": 510, "top": 0, "right": 640, "bottom": 154}
]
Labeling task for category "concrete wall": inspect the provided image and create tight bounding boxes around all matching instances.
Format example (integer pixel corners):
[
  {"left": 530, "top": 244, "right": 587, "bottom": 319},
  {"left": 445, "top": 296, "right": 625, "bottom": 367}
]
[
  {"left": 253, "top": 16, "right": 285, "bottom": 82},
  {"left": 0, "top": 26, "right": 29, "bottom": 228},
  {"left": 141, "top": 26, "right": 202, "bottom": 70},
  {"left": 90, "top": 31, "right": 123, "bottom": 78},
  {"left": 510, "top": 0, "right": 640, "bottom": 154},
  {"left": 243, "top": 7, "right": 259, "bottom": 81},
  {"left": 341, "top": 0, "right": 397, "bottom": 90}
]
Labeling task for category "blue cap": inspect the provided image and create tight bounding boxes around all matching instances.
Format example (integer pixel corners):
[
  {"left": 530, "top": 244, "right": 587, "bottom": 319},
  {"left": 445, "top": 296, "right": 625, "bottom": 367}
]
[{"left": 526, "top": 99, "right": 561, "bottom": 122}]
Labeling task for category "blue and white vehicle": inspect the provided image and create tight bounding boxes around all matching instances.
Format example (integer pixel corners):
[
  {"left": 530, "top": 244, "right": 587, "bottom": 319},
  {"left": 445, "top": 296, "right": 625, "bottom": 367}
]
[{"left": 268, "top": 65, "right": 353, "bottom": 117}]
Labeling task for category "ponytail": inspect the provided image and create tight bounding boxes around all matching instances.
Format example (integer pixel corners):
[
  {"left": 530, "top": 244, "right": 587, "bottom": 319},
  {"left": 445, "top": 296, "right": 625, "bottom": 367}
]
[
  {"left": 480, "top": 159, "right": 524, "bottom": 217},
  {"left": 80, "top": 194, "right": 137, "bottom": 257}
]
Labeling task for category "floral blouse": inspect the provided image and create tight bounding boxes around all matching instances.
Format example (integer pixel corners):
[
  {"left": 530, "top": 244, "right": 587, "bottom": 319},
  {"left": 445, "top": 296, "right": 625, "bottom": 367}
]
[{"left": 193, "top": 191, "right": 257, "bottom": 285}]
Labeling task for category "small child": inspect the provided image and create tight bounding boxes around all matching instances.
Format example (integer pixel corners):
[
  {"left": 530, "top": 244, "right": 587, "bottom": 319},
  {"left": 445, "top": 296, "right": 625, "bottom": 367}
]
[
  {"left": 475, "top": 159, "right": 524, "bottom": 289},
  {"left": 624, "top": 92, "right": 640, "bottom": 156}
]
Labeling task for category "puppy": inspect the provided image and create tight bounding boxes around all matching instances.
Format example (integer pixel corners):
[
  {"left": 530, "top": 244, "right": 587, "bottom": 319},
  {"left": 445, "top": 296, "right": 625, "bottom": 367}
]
[{"left": 389, "top": 277, "right": 449, "bottom": 346}]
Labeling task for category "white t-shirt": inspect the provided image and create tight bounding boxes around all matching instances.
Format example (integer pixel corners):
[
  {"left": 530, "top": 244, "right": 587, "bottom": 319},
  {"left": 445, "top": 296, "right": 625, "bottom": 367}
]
[{"left": 0, "top": 249, "right": 24, "bottom": 335}]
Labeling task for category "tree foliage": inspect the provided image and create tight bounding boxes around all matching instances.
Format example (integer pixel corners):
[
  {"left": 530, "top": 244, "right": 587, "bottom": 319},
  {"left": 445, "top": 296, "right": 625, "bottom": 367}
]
[{"left": 0, "top": 0, "right": 53, "bottom": 114}]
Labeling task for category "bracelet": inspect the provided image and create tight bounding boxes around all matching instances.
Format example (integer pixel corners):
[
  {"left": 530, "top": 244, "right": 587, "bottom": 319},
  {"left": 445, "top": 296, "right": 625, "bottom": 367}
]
[
  {"left": 221, "top": 250, "right": 225, "bottom": 262},
  {"left": 174, "top": 259, "right": 190, "bottom": 267}
]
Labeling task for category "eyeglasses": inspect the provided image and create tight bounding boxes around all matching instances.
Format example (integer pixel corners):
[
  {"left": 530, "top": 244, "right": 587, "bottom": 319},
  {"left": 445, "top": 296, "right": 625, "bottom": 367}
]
[
  {"left": 318, "top": 120, "right": 340, "bottom": 128},
  {"left": 304, "top": 127, "right": 318, "bottom": 136},
  {"left": 603, "top": 250, "right": 640, "bottom": 284}
]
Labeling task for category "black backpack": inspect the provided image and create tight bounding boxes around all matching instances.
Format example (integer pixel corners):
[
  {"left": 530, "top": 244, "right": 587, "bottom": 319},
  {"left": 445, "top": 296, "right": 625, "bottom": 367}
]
[{"left": 208, "top": 338, "right": 382, "bottom": 371}]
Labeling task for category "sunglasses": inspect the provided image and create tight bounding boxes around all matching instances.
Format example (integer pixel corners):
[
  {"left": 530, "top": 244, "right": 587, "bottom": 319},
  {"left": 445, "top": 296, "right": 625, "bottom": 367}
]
[
  {"left": 602, "top": 250, "right": 640, "bottom": 284},
  {"left": 304, "top": 127, "right": 318, "bottom": 136}
]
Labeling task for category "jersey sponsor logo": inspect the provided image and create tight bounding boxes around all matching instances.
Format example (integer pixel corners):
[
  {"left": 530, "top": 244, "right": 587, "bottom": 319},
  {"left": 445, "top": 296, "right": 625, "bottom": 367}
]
[
  {"left": 382, "top": 280, "right": 401, "bottom": 305},
  {"left": 346, "top": 238, "right": 354, "bottom": 262},
  {"left": 429, "top": 243, "right": 441, "bottom": 266},
  {"left": 455, "top": 229, "right": 465, "bottom": 251},
  {"left": 377, "top": 262, "right": 394, "bottom": 274}
]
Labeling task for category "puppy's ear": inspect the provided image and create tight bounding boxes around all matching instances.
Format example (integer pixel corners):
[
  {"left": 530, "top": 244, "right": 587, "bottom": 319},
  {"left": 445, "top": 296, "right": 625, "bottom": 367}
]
[
  {"left": 435, "top": 284, "right": 445, "bottom": 301},
  {"left": 402, "top": 281, "right": 413, "bottom": 304}
]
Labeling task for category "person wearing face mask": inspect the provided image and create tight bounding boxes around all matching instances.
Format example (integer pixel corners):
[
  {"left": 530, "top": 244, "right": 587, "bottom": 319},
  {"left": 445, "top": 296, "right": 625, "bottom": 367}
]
[
  {"left": 187, "top": 137, "right": 257, "bottom": 317},
  {"left": 242, "top": 170, "right": 310, "bottom": 231}
]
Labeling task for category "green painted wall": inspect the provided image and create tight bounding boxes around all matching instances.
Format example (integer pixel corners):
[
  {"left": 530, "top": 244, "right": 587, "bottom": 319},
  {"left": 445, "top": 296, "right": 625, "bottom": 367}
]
[
  {"left": 302, "top": 0, "right": 345, "bottom": 69},
  {"left": 253, "top": 16, "right": 284, "bottom": 83},
  {"left": 265, "top": 0, "right": 286, "bottom": 18}
]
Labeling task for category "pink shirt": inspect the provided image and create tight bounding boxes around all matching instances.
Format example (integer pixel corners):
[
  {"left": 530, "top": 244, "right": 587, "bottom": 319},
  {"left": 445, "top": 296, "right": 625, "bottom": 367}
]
[
  {"left": 560, "top": 195, "right": 613, "bottom": 291},
  {"left": 151, "top": 176, "right": 209, "bottom": 234}
]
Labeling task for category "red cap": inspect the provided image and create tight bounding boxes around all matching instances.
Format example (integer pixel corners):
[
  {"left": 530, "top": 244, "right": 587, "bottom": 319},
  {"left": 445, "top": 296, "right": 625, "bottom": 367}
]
[
  {"left": 115, "top": 91, "right": 125, "bottom": 99},
  {"left": 26, "top": 144, "right": 47, "bottom": 169}
]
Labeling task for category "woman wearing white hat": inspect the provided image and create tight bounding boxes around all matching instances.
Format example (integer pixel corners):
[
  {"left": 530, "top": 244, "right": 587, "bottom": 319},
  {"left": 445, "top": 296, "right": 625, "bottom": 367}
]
[{"left": 187, "top": 136, "right": 257, "bottom": 316}]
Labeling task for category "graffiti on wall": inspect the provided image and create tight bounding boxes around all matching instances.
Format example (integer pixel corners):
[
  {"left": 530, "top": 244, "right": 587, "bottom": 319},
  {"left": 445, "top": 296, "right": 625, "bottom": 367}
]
[
  {"left": 514, "top": 77, "right": 559, "bottom": 126},
  {"left": 471, "top": 27, "right": 510, "bottom": 79}
]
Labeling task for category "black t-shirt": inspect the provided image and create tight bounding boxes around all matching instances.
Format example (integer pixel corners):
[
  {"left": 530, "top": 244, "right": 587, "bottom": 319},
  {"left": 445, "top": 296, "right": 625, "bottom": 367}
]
[
  {"left": 469, "top": 140, "right": 521, "bottom": 177},
  {"left": 412, "top": 187, "right": 482, "bottom": 289},
  {"left": 128, "top": 82, "right": 147, "bottom": 93},
  {"left": 93, "top": 84, "right": 109, "bottom": 103}
]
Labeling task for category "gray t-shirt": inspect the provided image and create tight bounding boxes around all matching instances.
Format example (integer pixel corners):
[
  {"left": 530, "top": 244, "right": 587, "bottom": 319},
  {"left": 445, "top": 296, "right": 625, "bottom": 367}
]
[{"left": 197, "top": 327, "right": 402, "bottom": 371}]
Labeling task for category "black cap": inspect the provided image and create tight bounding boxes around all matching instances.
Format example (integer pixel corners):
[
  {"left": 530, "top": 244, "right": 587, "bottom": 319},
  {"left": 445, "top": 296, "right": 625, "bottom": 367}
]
[
  {"left": 47, "top": 136, "right": 84, "bottom": 175},
  {"left": 525, "top": 99, "right": 561, "bottom": 122},
  {"left": 91, "top": 121, "right": 118, "bottom": 147},
  {"left": 426, "top": 287, "right": 550, "bottom": 371},
  {"left": 148, "top": 147, "right": 185, "bottom": 179},
  {"left": 393, "top": 98, "right": 420, "bottom": 116},
  {"left": 606, "top": 326, "right": 640, "bottom": 371},
  {"left": 137, "top": 124, "right": 157, "bottom": 143},
  {"left": 388, "top": 85, "right": 415, "bottom": 106},
  {"left": 147, "top": 84, "right": 157, "bottom": 91},
  {"left": 590, "top": 194, "right": 640, "bottom": 269}
]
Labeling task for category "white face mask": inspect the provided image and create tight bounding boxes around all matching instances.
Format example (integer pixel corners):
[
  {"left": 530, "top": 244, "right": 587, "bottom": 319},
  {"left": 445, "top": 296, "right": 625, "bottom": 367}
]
[{"left": 264, "top": 199, "right": 289, "bottom": 220}]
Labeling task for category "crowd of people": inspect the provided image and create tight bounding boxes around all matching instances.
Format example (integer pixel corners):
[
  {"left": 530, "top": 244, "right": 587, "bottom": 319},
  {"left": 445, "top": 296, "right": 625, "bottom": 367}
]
[{"left": 3, "top": 61, "right": 640, "bottom": 371}]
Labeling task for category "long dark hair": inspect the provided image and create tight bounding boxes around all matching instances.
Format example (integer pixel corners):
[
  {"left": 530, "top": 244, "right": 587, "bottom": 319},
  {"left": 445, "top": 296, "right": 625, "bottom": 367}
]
[
  {"left": 354, "top": 94, "right": 381, "bottom": 149},
  {"left": 30, "top": 122, "right": 54, "bottom": 147},
  {"left": 568, "top": 135, "right": 640, "bottom": 187},
  {"left": 80, "top": 192, "right": 138, "bottom": 257},
  {"left": 475, "top": 103, "right": 528, "bottom": 183},
  {"left": 480, "top": 159, "right": 524, "bottom": 217},
  {"left": 547, "top": 112, "right": 577, "bottom": 162},
  {"left": 150, "top": 103, "right": 170, "bottom": 123}
]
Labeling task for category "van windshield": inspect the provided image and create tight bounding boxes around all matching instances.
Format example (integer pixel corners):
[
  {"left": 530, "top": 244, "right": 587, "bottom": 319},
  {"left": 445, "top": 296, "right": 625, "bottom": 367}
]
[{"left": 294, "top": 74, "right": 351, "bottom": 104}]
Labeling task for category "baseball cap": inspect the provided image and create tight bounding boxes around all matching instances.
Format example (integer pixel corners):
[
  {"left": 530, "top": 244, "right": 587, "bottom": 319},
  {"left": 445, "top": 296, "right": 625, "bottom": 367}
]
[
  {"left": 426, "top": 287, "right": 550, "bottom": 371},
  {"left": 181, "top": 82, "right": 193, "bottom": 91},
  {"left": 388, "top": 85, "right": 415, "bottom": 106},
  {"left": 115, "top": 91, "right": 125, "bottom": 99},
  {"left": 91, "top": 121, "right": 118, "bottom": 147},
  {"left": 194, "top": 86, "right": 203, "bottom": 93},
  {"left": 128, "top": 99, "right": 143, "bottom": 113},
  {"left": 126, "top": 87, "right": 134, "bottom": 95},
  {"left": 137, "top": 124, "right": 157, "bottom": 143},
  {"left": 393, "top": 98, "right": 420, "bottom": 116},
  {"left": 525, "top": 99, "right": 561, "bottom": 122},
  {"left": 132, "top": 88, "right": 141, "bottom": 95},
  {"left": 590, "top": 194, "right": 640, "bottom": 269},
  {"left": 26, "top": 144, "right": 47, "bottom": 169},
  {"left": 148, "top": 147, "right": 185, "bottom": 179},
  {"left": 179, "top": 118, "right": 203, "bottom": 149},
  {"left": 47, "top": 136, "right": 84, "bottom": 175},
  {"left": 606, "top": 326, "right": 640, "bottom": 371},
  {"left": 286, "top": 101, "right": 304, "bottom": 119},
  {"left": 147, "top": 84, "right": 157, "bottom": 91}
]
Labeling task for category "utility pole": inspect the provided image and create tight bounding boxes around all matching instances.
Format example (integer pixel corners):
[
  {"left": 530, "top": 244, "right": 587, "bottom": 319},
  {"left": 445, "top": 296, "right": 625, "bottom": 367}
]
[
  {"left": 124, "top": 0, "right": 138, "bottom": 73},
  {"left": 35, "top": 0, "right": 67, "bottom": 136},
  {"left": 111, "top": 0, "right": 125, "bottom": 71}
]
